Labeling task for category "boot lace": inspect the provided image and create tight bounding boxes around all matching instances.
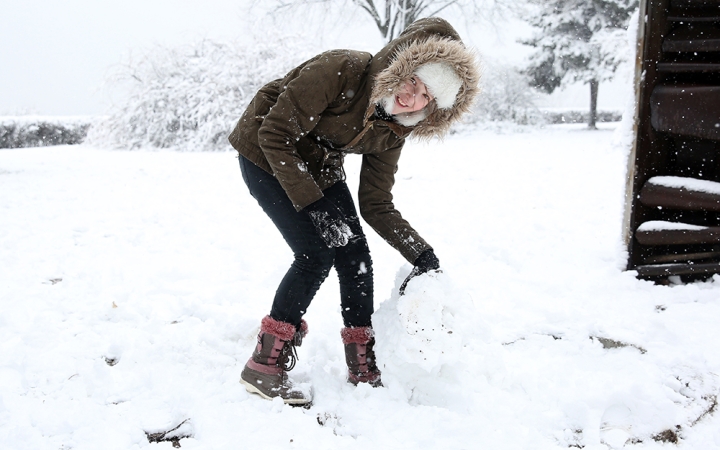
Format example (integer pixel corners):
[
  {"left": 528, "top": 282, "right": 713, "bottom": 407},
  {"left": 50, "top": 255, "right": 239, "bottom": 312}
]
[{"left": 278, "top": 334, "right": 302, "bottom": 371}]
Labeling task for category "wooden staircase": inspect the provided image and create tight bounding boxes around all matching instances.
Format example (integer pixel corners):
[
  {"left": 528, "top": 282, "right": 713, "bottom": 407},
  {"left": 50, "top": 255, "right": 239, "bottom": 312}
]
[{"left": 625, "top": 0, "right": 720, "bottom": 282}]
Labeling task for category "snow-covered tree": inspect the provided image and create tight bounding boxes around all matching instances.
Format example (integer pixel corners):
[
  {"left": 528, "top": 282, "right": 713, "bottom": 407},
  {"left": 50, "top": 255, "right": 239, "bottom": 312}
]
[
  {"left": 520, "top": 0, "right": 637, "bottom": 128},
  {"left": 472, "top": 60, "right": 542, "bottom": 125},
  {"left": 87, "top": 36, "right": 313, "bottom": 151}
]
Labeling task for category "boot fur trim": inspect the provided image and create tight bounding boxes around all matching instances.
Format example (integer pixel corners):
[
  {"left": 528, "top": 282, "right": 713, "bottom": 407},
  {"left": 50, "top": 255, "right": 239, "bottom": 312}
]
[
  {"left": 261, "top": 316, "right": 297, "bottom": 342},
  {"left": 341, "top": 326, "right": 374, "bottom": 345},
  {"left": 298, "top": 319, "right": 309, "bottom": 338}
]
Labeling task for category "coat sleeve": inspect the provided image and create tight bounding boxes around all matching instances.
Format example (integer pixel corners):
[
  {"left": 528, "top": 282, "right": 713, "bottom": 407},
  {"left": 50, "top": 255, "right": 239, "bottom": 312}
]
[
  {"left": 358, "top": 144, "right": 432, "bottom": 263},
  {"left": 257, "top": 53, "right": 361, "bottom": 211}
]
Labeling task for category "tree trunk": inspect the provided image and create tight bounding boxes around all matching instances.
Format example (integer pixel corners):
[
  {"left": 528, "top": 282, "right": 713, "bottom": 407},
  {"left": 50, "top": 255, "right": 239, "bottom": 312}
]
[{"left": 588, "top": 79, "right": 599, "bottom": 130}]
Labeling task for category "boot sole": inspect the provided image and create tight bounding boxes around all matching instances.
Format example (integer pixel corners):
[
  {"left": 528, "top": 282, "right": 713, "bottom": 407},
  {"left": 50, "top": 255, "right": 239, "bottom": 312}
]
[{"left": 239, "top": 377, "right": 312, "bottom": 406}]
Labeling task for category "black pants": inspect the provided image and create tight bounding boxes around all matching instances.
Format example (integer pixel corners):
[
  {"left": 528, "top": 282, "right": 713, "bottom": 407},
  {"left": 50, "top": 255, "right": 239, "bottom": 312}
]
[{"left": 239, "top": 155, "right": 374, "bottom": 328}]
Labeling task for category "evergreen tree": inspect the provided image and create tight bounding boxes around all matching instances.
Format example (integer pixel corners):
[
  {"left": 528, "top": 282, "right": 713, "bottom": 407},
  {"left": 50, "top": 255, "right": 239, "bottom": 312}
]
[{"left": 521, "top": 0, "right": 637, "bottom": 128}]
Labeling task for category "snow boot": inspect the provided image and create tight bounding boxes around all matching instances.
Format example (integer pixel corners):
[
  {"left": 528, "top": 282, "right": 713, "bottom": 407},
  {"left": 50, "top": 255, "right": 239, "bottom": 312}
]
[
  {"left": 341, "top": 326, "right": 382, "bottom": 387},
  {"left": 240, "top": 316, "right": 311, "bottom": 405}
]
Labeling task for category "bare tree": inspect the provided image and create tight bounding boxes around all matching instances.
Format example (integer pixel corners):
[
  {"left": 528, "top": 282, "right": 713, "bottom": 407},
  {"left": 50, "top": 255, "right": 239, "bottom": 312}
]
[
  {"left": 266, "top": 0, "right": 515, "bottom": 43},
  {"left": 350, "top": 0, "right": 457, "bottom": 41}
]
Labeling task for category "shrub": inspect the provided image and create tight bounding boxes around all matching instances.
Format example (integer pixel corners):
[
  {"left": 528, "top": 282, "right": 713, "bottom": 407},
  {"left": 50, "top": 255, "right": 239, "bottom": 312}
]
[
  {"left": 470, "top": 59, "right": 543, "bottom": 125},
  {"left": 87, "top": 36, "right": 313, "bottom": 151},
  {"left": 541, "top": 109, "right": 623, "bottom": 124},
  {"left": 0, "top": 117, "right": 90, "bottom": 149}
]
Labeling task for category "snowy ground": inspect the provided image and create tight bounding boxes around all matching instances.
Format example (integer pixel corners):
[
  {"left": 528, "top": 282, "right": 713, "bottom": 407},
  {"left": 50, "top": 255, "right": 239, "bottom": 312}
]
[{"left": 2, "top": 124, "right": 720, "bottom": 449}]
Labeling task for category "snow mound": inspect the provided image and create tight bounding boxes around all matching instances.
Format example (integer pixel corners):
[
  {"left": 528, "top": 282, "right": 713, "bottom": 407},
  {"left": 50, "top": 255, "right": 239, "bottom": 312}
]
[{"left": 374, "top": 268, "right": 474, "bottom": 374}]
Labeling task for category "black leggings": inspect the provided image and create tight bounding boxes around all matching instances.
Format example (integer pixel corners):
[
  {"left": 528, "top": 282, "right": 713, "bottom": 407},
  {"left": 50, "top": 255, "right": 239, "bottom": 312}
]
[{"left": 239, "top": 155, "right": 374, "bottom": 328}]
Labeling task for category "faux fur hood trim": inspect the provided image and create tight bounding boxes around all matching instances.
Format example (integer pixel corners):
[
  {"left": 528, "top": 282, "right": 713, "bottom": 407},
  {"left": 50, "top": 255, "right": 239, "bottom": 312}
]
[{"left": 370, "top": 35, "right": 481, "bottom": 140}]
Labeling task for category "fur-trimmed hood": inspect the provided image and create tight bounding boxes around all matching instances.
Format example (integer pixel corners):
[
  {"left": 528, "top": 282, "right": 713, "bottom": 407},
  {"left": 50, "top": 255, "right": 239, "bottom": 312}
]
[{"left": 367, "top": 18, "right": 481, "bottom": 139}]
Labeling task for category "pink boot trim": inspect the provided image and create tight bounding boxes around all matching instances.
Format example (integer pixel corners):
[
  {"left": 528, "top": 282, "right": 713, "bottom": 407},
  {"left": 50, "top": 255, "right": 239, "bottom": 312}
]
[
  {"left": 341, "top": 326, "right": 373, "bottom": 345},
  {"left": 261, "top": 316, "right": 297, "bottom": 341},
  {"left": 298, "top": 319, "right": 309, "bottom": 338},
  {"left": 245, "top": 357, "right": 283, "bottom": 375}
]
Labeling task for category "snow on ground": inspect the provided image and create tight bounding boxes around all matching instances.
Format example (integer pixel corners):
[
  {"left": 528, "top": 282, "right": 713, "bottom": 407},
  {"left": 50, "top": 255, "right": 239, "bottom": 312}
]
[{"left": 2, "top": 124, "right": 720, "bottom": 449}]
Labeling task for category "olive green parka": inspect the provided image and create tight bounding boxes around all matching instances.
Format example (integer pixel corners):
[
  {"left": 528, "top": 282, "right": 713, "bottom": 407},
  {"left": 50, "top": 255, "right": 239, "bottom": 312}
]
[{"left": 228, "top": 17, "right": 479, "bottom": 263}]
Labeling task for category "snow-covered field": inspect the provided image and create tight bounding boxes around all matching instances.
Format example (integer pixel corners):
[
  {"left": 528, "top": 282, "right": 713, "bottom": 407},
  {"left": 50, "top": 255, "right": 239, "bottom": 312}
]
[{"left": 2, "top": 124, "right": 720, "bottom": 449}]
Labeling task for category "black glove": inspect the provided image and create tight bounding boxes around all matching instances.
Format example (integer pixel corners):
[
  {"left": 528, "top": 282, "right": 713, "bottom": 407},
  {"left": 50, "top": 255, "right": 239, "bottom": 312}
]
[
  {"left": 399, "top": 249, "right": 441, "bottom": 295},
  {"left": 304, "top": 197, "right": 354, "bottom": 248}
]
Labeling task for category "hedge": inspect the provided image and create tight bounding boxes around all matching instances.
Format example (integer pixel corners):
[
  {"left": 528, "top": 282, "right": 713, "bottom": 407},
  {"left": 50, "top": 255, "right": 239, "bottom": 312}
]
[{"left": 0, "top": 117, "right": 91, "bottom": 149}]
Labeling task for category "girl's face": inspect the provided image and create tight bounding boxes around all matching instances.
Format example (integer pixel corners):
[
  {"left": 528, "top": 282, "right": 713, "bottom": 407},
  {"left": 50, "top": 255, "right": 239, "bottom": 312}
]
[{"left": 390, "top": 76, "right": 434, "bottom": 114}]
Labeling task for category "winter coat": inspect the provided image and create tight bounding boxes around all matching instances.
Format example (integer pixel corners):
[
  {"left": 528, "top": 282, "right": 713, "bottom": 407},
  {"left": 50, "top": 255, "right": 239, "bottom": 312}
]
[{"left": 228, "top": 17, "right": 479, "bottom": 263}]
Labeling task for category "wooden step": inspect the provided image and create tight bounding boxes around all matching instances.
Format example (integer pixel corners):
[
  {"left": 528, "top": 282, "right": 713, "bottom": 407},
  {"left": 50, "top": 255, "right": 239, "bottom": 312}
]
[
  {"left": 657, "top": 61, "right": 720, "bottom": 72},
  {"left": 663, "top": 23, "right": 720, "bottom": 53},
  {"left": 650, "top": 85, "right": 720, "bottom": 140},
  {"left": 643, "top": 250, "right": 720, "bottom": 264},
  {"left": 669, "top": 0, "right": 720, "bottom": 16},
  {"left": 668, "top": 15, "right": 720, "bottom": 23},
  {"left": 636, "top": 261, "right": 720, "bottom": 278},
  {"left": 635, "top": 221, "right": 720, "bottom": 245},
  {"left": 639, "top": 176, "right": 720, "bottom": 211}
]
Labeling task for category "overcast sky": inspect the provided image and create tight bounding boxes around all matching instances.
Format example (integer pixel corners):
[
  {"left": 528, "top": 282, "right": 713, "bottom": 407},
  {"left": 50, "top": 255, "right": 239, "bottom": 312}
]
[
  {"left": 2, "top": 0, "right": 257, "bottom": 115},
  {"left": 1, "top": 1, "right": 625, "bottom": 117}
]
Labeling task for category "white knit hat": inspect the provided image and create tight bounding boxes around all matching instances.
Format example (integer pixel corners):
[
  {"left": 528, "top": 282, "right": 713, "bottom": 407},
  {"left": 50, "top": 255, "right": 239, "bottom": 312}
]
[{"left": 414, "top": 62, "right": 462, "bottom": 109}]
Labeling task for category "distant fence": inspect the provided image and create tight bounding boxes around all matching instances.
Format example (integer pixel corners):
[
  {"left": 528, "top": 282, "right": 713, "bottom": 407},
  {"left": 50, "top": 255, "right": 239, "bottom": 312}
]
[
  {"left": 540, "top": 109, "right": 623, "bottom": 124},
  {"left": 0, "top": 117, "right": 92, "bottom": 149}
]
